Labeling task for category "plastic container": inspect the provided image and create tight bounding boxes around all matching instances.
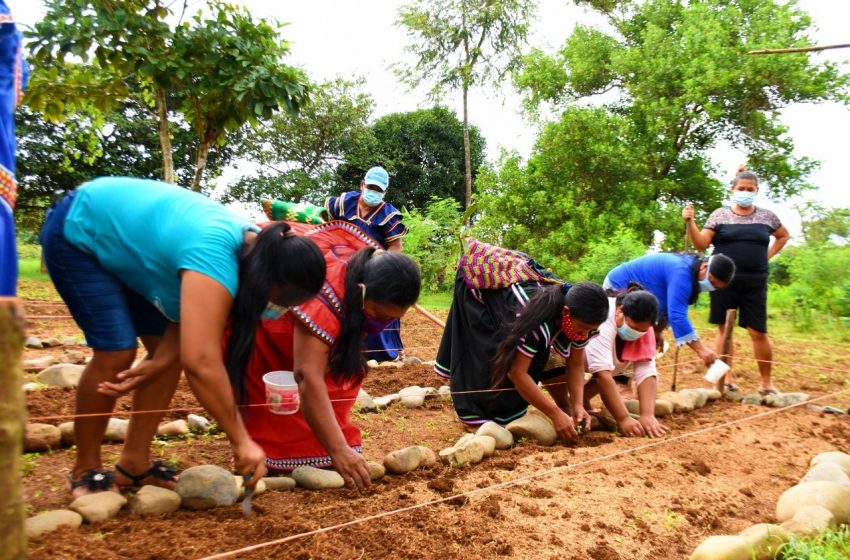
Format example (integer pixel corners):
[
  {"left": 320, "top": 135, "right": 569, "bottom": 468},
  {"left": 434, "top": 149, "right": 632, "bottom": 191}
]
[
  {"left": 704, "top": 360, "right": 731, "bottom": 384},
  {"left": 262, "top": 371, "right": 299, "bottom": 415}
]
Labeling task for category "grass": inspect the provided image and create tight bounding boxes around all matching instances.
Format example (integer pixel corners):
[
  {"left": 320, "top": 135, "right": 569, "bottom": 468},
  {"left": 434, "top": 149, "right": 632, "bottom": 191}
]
[
  {"left": 18, "top": 257, "right": 50, "bottom": 282},
  {"left": 775, "top": 526, "right": 850, "bottom": 559},
  {"left": 418, "top": 290, "right": 453, "bottom": 311}
]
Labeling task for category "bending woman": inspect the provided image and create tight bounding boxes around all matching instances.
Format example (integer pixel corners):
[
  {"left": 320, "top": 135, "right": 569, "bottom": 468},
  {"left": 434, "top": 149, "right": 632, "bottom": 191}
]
[
  {"left": 583, "top": 285, "right": 667, "bottom": 437},
  {"left": 230, "top": 222, "right": 421, "bottom": 491},
  {"left": 435, "top": 240, "right": 609, "bottom": 440},
  {"left": 40, "top": 177, "right": 326, "bottom": 497}
]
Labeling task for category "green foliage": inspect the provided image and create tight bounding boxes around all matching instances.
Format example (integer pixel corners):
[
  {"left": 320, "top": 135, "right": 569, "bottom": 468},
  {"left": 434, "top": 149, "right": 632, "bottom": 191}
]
[
  {"left": 776, "top": 526, "right": 850, "bottom": 559},
  {"left": 401, "top": 197, "right": 465, "bottom": 291},
  {"left": 566, "top": 226, "right": 647, "bottom": 283}
]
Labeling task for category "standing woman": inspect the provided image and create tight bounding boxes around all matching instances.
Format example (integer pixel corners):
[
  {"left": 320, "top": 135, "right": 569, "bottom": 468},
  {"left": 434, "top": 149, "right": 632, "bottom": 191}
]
[
  {"left": 682, "top": 168, "right": 790, "bottom": 394},
  {"left": 40, "top": 177, "right": 326, "bottom": 497},
  {"left": 324, "top": 166, "right": 408, "bottom": 361},
  {"left": 435, "top": 240, "right": 610, "bottom": 439}
]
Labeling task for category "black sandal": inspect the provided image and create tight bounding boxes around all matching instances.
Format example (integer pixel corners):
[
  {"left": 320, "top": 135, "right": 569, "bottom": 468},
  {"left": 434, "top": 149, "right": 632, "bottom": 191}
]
[
  {"left": 115, "top": 461, "right": 178, "bottom": 489},
  {"left": 69, "top": 469, "right": 115, "bottom": 493}
]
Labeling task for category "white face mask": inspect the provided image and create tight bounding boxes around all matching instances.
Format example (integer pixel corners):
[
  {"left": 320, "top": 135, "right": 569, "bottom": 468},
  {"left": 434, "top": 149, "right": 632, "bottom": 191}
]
[
  {"left": 361, "top": 189, "right": 385, "bottom": 207},
  {"left": 732, "top": 191, "right": 756, "bottom": 207}
]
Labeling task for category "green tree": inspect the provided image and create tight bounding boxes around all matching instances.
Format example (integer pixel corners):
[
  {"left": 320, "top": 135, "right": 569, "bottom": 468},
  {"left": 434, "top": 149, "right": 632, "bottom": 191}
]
[
  {"left": 26, "top": 0, "right": 309, "bottom": 190},
  {"left": 220, "top": 78, "right": 375, "bottom": 206},
  {"left": 498, "top": 0, "right": 848, "bottom": 258},
  {"left": 402, "top": 197, "right": 466, "bottom": 290},
  {"left": 396, "top": 0, "right": 536, "bottom": 208}
]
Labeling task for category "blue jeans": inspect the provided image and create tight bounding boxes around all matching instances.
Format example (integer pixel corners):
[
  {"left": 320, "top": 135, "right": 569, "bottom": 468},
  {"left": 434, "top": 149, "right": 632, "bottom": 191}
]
[{"left": 40, "top": 191, "right": 167, "bottom": 350}]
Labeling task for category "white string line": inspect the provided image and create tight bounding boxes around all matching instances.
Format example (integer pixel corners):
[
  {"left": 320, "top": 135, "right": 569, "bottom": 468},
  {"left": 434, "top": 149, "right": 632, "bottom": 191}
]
[{"left": 194, "top": 388, "right": 849, "bottom": 560}]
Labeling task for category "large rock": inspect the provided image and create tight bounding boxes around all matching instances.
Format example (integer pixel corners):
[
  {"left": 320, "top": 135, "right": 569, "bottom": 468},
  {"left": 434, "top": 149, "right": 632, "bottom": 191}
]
[
  {"left": 262, "top": 476, "right": 296, "bottom": 491},
  {"left": 738, "top": 523, "right": 790, "bottom": 560},
  {"left": 438, "top": 385, "right": 451, "bottom": 400},
  {"left": 659, "top": 391, "right": 694, "bottom": 413},
  {"left": 398, "top": 385, "right": 427, "bottom": 408},
  {"left": 58, "top": 422, "right": 75, "bottom": 446},
  {"left": 356, "top": 389, "right": 377, "bottom": 412},
  {"left": 103, "top": 418, "right": 129, "bottom": 442},
  {"left": 780, "top": 505, "right": 836, "bottom": 537},
  {"left": 25, "top": 509, "right": 83, "bottom": 538},
  {"left": 476, "top": 422, "right": 514, "bottom": 449},
  {"left": 234, "top": 476, "right": 267, "bottom": 498},
  {"left": 801, "top": 461, "right": 850, "bottom": 490},
  {"left": 187, "top": 414, "right": 212, "bottom": 432},
  {"left": 775, "top": 481, "right": 850, "bottom": 524},
  {"left": 63, "top": 350, "right": 87, "bottom": 364},
  {"left": 176, "top": 465, "right": 240, "bottom": 509},
  {"left": 384, "top": 446, "right": 424, "bottom": 474},
  {"left": 157, "top": 419, "right": 189, "bottom": 437},
  {"left": 24, "top": 423, "right": 61, "bottom": 452},
  {"left": 506, "top": 413, "right": 557, "bottom": 446},
  {"left": 373, "top": 394, "right": 399, "bottom": 408},
  {"left": 128, "top": 485, "right": 181, "bottom": 515},
  {"left": 69, "top": 492, "right": 127, "bottom": 523},
  {"left": 36, "top": 363, "right": 85, "bottom": 388},
  {"left": 368, "top": 461, "right": 386, "bottom": 480},
  {"left": 23, "top": 356, "right": 57, "bottom": 370},
  {"left": 291, "top": 466, "right": 345, "bottom": 490},
  {"left": 679, "top": 389, "right": 708, "bottom": 409},
  {"left": 654, "top": 399, "right": 674, "bottom": 417},
  {"left": 700, "top": 388, "right": 723, "bottom": 402},
  {"left": 764, "top": 392, "right": 809, "bottom": 408},
  {"left": 440, "top": 436, "right": 485, "bottom": 467},
  {"left": 810, "top": 451, "right": 850, "bottom": 477},
  {"left": 689, "top": 535, "right": 753, "bottom": 560},
  {"left": 417, "top": 446, "right": 437, "bottom": 467}
]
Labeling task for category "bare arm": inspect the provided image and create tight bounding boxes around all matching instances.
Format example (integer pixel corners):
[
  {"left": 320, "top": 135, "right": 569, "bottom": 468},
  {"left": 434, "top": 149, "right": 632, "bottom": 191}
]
[
  {"left": 386, "top": 238, "right": 403, "bottom": 252},
  {"left": 179, "top": 271, "right": 266, "bottom": 486},
  {"left": 768, "top": 226, "right": 790, "bottom": 260},
  {"left": 507, "top": 352, "right": 578, "bottom": 440},
  {"left": 293, "top": 321, "right": 371, "bottom": 491},
  {"left": 682, "top": 205, "right": 715, "bottom": 251}
]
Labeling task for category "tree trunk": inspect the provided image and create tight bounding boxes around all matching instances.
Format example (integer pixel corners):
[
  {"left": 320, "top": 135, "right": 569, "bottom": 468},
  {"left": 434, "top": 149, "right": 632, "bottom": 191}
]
[
  {"left": 462, "top": 84, "right": 473, "bottom": 211},
  {"left": 156, "top": 88, "right": 175, "bottom": 184},
  {"left": 0, "top": 298, "right": 26, "bottom": 558},
  {"left": 190, "top": 140, "right": 211, "bottom": 192}
]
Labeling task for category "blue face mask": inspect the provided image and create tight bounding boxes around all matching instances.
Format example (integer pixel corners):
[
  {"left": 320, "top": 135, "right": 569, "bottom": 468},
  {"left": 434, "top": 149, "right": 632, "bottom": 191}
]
[
  {"left": 731, "top": 191, "right": 756, "bottom": 207},
  {"left": 361, "top": 189, "right": 385, "bottom": 207},
  {"left": 261, "top": 302, "right": 289, "bottom": 321},
  {"left": 617, "top": 323, "right": 645, "bottom": 341},
  {"left": 699, "top": 277, "right": 715, "bottom": 292}
]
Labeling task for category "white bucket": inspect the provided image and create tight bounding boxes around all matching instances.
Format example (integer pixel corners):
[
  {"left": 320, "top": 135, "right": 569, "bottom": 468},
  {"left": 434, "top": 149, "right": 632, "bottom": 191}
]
[
  {"left": 262, "top": 371, "right": 299, "bottom": 415},
  {"left": 704, "top": 360, "right": 731, "bottom": 384}
]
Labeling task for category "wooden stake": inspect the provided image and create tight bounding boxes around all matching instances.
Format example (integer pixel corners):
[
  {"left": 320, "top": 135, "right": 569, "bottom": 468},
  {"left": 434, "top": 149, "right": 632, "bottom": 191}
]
[
  {"left": 0, "top": 297, "right": 26, "bottom": 558},
  {"left": 413, "top": 303, "right": 446, "bottom": 330},
  {"left": 717, "top": 309, "right": 737, "bottom": 393}
]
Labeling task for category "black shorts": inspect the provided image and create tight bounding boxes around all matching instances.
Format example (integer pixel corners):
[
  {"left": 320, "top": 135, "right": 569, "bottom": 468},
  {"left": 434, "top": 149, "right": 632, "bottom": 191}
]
[{"left": 708, "top": 273, "right": 768, "bottom": 333}]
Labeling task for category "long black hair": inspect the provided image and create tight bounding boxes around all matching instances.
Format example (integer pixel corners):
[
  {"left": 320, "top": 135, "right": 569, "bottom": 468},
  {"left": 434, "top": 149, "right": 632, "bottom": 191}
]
[
  {"left": 490, "top": 281, "right": 608, "bottom": 387},
  {"left": 329, "top": 249, "right": 421, "bottom": 385},
  {"left": 687, "top": 253, "right": 736, "bottom": 304},
  {"left": 226, "top": 222, "right": 326, "bottom": 403},
  {"left": 616, "top": 282, "right": 658, "bottom": 323}
]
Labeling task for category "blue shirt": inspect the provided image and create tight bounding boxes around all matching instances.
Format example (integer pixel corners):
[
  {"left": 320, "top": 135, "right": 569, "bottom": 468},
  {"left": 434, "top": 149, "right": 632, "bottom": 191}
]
[
  {"left": 64, "top": 177, "right": 255, "bottom": 321},
  {"left": 606, "top": 253, "right": 699, "bottom": 345},
  {"left": 324, "top": 191, "right": 407, "bottom": 249}
]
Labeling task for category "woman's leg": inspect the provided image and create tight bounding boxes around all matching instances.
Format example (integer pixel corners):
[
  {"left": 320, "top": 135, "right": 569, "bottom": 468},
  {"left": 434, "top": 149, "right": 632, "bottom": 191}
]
[{"left": 747, "top": 327, "right": 774, "bottom": 391}]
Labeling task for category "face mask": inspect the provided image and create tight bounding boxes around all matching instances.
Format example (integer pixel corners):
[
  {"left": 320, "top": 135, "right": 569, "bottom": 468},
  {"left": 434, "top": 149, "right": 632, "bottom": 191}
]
[
  {"left": 699, "top": 277, "right": 715, "bottom": 293},
  {"left": 732, "top": 191, "right": 756, "bottom": 207},
  {"left": 560, "top": 310, "right": 589, "bottom": 342},
  {"left": 617, "top": 323, "right": 645, "bottom": 341},
  {"left": 363, "top": 310, "right": 393, "bottom": 335},
  {"left": 261, "top": 302, "right": 289, "bottom": 321},
  {"left": 361, "top": 189, "right": 385, "bottom": 207}
]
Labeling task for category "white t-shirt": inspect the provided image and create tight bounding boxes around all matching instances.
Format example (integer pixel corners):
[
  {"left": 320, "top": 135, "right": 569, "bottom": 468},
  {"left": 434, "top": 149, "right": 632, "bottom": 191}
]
[{"left": 584, "top": 298, "right": 657, "bottom": 387}]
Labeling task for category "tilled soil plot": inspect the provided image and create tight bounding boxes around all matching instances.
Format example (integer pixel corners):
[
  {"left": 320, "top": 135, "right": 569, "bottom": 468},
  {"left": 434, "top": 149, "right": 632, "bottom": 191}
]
[{"left": 18, "top": 298, "right": 850, "bottom": 560}]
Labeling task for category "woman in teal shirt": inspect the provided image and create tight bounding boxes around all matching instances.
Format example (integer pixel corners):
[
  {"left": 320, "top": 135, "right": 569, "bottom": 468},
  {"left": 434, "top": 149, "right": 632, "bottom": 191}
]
[{"left": 41, "top": 177, "right": 326, "bottom": 498}]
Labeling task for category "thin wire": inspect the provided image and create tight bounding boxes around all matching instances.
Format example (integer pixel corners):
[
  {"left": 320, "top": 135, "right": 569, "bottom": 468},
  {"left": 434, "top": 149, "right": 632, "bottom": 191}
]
[{"left": 194, "top": 388, "right": 850, "bottom": 560}]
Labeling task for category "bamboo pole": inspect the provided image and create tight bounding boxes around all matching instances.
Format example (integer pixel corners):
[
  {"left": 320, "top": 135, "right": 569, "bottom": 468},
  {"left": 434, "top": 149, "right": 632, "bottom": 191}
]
[
  {"left": 747, "top": 43, "right": 850, "bottom": 55},
  {"left": 0, "top": 297, "right": 26, "bottom": 558},
  {"left": 716, "top": 309, "right": 737, "bottom": 394}
]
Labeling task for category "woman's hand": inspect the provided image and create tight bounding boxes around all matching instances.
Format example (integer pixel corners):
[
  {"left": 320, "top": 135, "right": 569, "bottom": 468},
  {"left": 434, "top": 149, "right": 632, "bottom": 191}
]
[
  {"left": 697, "top": 346, "right": 717, "bottom": 368},
  {"left": 550, "top": 408, "right": 578, "bottom": 441},
  {"left": 682, "top": 204, "right": 695, "bottom": 222},
  {"left": 617, "top": 416, "right": 646, "bottom": 437},
  {"left": 331, "top": 447, "right": 372, "bottom": 492},
  {"left": 97, "top": 360, "right": 166, "bottom": 397},
  {"left": 639, "top": 414, "right": 668, "bottom": 438},
  {"left": 572, "top": 406, "right": 593, "bottom": 435},
  {"left": 233, "top": 438, "right": 268, "bottom": 489}
]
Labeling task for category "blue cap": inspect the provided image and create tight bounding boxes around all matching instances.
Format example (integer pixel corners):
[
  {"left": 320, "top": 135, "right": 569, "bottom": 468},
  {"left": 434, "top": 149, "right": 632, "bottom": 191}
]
[{"left": 363, "top": 166, "right": 389, "bottom": 191}]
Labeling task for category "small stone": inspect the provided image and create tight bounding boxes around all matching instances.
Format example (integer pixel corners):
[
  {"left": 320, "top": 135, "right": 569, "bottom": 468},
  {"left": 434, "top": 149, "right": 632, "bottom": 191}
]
[
  {"left": 23, "top": 356, "right": 57, "bottom": 370},
  {"left": 234, "top": 476, "right": 267, "bottom": 498},
  {"left": 69, "top": 492, "right": 127, "bottom": 523},
  {"left": 373, "top": 394, "right": 399, "bottom": 408},
  {"left": 366, "top": 359, "right": 380, "bottom": 368},
  {"left": 103, "top": 418, "right": 129, "bottom": 442},
  {"left": 60, "top": 337, "right": 80, "bottom": 346},
  {"left": 438, "top": 385, "right": 451, "bottom": 400},
  {"left": 416, "top": 446, "right": 437, "bottom": 467},
  {"left": 128, "top": 485, "right": 181, "bottom": 515},
  {"left": 700, "top": 388, "right": 723, "bottom": 402},
  {"left": 801, "top": 462, "right": 850, "bottom": 490},
  {"left": 356, "top": 389, "right": 377, "bottom": 412},
  {"left": 24, "top": 423, "right": 62, "bottom": 452},
  {"left": 738, "top": 523, "right": 790, "bottom": 560},
  {"left": 688, "top": 535, "right": 753, "bottom": 560},
  {"left": 43, "top": 337, "right": 63, "bottom": 347},
  {"left": 654, "top": 399, "right": 674, "bottom": 417},
  {"left": 422, "top": 386, "right": 438, "bottom": 398},
  {"left": 679, "top": 389, "right": 708, "bottom": 409},
  {"left": 383, "top": 446, "right": 423, "bottom": 474},
  {"left": 624, "top": 400, "right": 640, "bottom": 415},
  {"left": 292, "top": 466, "right": 345, "bottom": 490},
  {"left": 25, "top": 509, "right": 83, "bottom": 538},
  {"left": 402, "top": 356, "right": 422, "bottom": 365},
  {"left": 764, "top": 392, "right": 809, "bottom": 408},
  {"left": 24, "top": 336, "right": 44, "bottom": 348},
  {"left": 439, "top": 437, "right": 485, "bottom": 467},
  {"left": 157, "top": 419, "right": 189, "bottom": 437},
  {"left": 399, "top": 385, "right": 427, "bottom": 408},
  {"left": 740, "top": 394, "right": 763, "bottom": 406},
  {"left": 176, "top": 465, "right": 240, "bottom": 509},
  {"left": 367, "top": 461, "right": 386, "bottom": 480},
  {"left": 780, "top": 505, "right": 836, "bottom": 537},
  {"left": 36, "top": 363, "right": 85, "bottom": 388},
  {"left": 476, "top": 422, "right": 514, "bottom": 449},
  {"left": 63, "top": 350, "right": 87, "bottom": 364},
  {"left": 22, "top": 382, "right": 43, "bottom": 393},
  {"left": 810, "top": 451, "right": 850, "bottom": 477},
  {"left": 261, "top": 476, "right": 296, "bottom": 491},
  {"left": 187, "top": 414, "right": 212, "bottom": 432},
  {"left": 58, "top": 422, "right": 75, "bottom": 446},
  {"left": 506, "top": 413, "right": 557, "bottom": 446},
  {"left": 658, "top": 391, "right": 693, "bottom": 413},
  {"left": 776, "top": 481, "right": 850, "bottom": 524},
  {"left": 378, "top": 360, "right": 402, "bottom": 368}
]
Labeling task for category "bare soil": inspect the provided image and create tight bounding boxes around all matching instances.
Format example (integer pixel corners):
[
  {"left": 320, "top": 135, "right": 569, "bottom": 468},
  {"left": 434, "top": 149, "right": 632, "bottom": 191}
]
[{"left": 19, "top": 297, "right": 850, "bottom": 560}]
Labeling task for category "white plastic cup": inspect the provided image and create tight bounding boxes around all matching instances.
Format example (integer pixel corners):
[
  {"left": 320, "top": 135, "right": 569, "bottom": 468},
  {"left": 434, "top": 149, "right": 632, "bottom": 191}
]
[
  {"left": 704, "top": 360, "right": 731, "bottom": 384},
  {"left": 262, "top": 371, "right": 299, "bottom": 415}
]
